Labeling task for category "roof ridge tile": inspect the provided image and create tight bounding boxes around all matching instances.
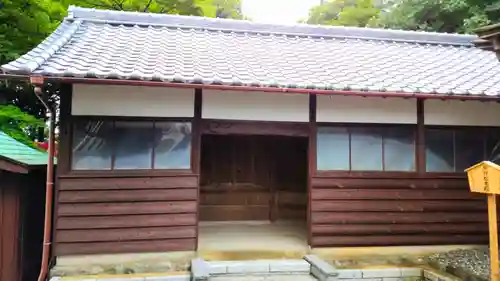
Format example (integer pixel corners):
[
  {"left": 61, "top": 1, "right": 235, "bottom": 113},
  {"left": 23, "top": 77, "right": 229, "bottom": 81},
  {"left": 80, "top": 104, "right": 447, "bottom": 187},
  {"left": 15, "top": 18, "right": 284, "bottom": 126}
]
[{"left": 67, "top": 5, "right": 475, "bottom": 46}]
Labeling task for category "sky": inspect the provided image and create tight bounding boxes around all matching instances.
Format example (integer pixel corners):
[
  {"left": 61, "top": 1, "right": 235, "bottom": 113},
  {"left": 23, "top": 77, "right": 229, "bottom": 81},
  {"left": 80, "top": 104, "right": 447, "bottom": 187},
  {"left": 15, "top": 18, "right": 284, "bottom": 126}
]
[{"left": 241, "top": 0, "right": 321, "bottom": 24}]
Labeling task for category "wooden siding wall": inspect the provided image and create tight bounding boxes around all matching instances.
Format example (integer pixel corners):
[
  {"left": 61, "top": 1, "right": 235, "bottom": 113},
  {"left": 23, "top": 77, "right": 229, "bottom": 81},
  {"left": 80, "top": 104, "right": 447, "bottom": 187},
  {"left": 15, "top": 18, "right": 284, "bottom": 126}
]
[
  {"left": 55, "top": 175, "right": 199, "bottom": 255},
  {"left": 309, "top": 175, "right": 488, "bottom": 246},
  {"left": 200, "top": 135, "right": 307, "bottom": 221},
  {"left": 0, "top": 172, "right": 21, "bottom": 281},
  {"left": 309, "top": 98, "right": 489, "bottom": 247},
  {"left": 57, "top": 84, "right": 493, "bottom": 254},
  {"left": 54, "top": 85, "right": 201, "bottom": 255}
]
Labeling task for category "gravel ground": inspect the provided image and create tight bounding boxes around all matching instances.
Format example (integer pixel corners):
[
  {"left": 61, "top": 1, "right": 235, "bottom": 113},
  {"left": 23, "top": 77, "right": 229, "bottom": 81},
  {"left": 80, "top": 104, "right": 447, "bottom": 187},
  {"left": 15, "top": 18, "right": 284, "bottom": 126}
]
[{"left": 426, "top": 247, "right": 490, "bottom": 281}]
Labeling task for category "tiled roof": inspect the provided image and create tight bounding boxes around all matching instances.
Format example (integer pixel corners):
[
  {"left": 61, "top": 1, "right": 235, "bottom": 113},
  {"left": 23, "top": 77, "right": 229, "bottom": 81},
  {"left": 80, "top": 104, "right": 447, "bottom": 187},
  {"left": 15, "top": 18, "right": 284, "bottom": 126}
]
[
  {"left": 0, "top": 131, "right": 48, "bottom": 167},
  {"left": 3, "top": 6, "right": 500, "bottom": 96}
]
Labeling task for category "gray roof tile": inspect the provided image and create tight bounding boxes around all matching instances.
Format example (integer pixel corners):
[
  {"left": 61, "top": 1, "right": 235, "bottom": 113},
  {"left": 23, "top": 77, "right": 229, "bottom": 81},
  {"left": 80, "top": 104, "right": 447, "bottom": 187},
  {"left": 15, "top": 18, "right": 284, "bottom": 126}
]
[{"left": 3, "top": 6, "right": 500, "bottom": 96}]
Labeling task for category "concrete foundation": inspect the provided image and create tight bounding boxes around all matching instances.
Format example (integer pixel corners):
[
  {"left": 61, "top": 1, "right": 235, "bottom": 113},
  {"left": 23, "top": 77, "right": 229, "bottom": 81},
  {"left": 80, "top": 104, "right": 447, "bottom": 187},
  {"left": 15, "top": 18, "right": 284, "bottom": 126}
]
[
  {"left": 51, "top": 252, "right": 195, "bottom": 277},
  {"left": 311, "top": 245, "right": 481, "bottom": 261}
]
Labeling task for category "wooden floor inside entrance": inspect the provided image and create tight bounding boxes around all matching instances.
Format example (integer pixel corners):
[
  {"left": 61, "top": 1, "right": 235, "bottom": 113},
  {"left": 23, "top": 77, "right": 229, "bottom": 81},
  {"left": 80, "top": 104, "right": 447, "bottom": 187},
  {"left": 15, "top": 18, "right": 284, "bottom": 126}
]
[{"left": 199, "top": 134, "right": 308, "bottom": 222}]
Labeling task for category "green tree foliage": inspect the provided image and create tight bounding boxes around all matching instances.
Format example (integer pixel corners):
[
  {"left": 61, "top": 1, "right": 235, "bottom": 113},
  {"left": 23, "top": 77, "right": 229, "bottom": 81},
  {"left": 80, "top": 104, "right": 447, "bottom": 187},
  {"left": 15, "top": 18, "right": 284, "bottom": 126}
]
[
  {"left": 62, "top": 0, "right": 201, "bottom": 14},
  {"left": 372, "top": 0, "right": 500, "bottom": 33},
  {"left": 304, "top": 0, "right": 380, "bottom": 27},
  {"left": 213, "top": 0, "right": 245, "bottom": 19},
  {"left": 304, "top": 0, "right": 500, "bottom": 33},
  {"left": 63, "top": 0, "right": 245, "bottom": 18},
  {"left": 0, "top": 104, "right": 44, "bottom": 148},
  {"left": 0, "top": 0, "right": 65, "bottom": 64}
]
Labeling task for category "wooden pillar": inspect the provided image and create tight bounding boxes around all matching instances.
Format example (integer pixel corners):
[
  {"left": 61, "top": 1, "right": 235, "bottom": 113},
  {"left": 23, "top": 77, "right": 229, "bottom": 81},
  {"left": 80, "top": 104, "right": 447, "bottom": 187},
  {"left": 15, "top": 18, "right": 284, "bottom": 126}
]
[
  {"left": 416, "top": 99, "right": 426, "bottom": 174},
  {"left": 57, "top": 83, "right": 72, "bottom": 175},
  {"left": 192, "top": 89, "right": 202, "bottom": 174},
  {"left": 52, "top": 83, "right": 72, "bottom": 260},
  {"left": 193, "top": 88, "right": 202, "bottom": 250},
  {"left": 488, "top": 194, "right": 499, "bottom": 281},
  {"left": 307, "top": 94, "right": 317, "bottom": 246}
]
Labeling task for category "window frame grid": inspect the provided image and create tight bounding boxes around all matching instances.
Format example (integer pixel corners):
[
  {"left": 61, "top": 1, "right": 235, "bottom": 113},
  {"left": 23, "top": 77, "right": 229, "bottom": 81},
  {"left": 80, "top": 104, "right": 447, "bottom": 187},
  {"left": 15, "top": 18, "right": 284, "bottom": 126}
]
[
  {"left": 69, "top": 116, "right": 193, "bottom": 173},
  {"left": 424, "top": 126, "right": 493, "bottom": 173},
  {"left": 316, "top": 123, "right": 417, "bottom": 173}
]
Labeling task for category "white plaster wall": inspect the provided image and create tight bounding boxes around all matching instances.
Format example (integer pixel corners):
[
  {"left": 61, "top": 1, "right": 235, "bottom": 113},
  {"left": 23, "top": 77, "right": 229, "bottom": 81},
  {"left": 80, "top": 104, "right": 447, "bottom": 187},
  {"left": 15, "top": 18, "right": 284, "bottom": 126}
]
[
  {"left": 424, "top": 100, "right": 500, "bottom": 126},
  {"left": 316, "top": 95, "right": 417, "bottom": 124},
  {"left": 202, "top": 90, "right": 309, "bottom": 122},
  {"left": 71, "top": 84, "right": 195, "bottom": 117}
]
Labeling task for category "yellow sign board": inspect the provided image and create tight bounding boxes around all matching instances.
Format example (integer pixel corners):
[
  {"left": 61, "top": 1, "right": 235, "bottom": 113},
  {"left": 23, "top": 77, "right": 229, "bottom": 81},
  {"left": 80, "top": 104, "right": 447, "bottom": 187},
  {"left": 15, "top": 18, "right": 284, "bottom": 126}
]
[
  {"left": 466, "top": 161, "right": 500, "bottom": 281},
  {"left": 465, "top": 161, "right": 500, "bottom": 195}
]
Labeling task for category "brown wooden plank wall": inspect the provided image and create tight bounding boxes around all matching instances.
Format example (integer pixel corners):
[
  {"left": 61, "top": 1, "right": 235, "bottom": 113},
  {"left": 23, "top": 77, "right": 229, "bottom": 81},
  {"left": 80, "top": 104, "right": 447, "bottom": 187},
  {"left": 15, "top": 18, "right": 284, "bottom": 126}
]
[
  {"left": 200, "top": 135, "right": 308, "bottom": 221},
  {"left": 55, "top": 175, "right": 199, "bottom": 255},
  {"left": 310, "top": 175, "right": 488, "bottom": 247},
  {"left": 275, "top": 191, "right": 307, "bottom": 220},
  {"left": 0, "top": 172, "right": 21, "bottom": 281}
]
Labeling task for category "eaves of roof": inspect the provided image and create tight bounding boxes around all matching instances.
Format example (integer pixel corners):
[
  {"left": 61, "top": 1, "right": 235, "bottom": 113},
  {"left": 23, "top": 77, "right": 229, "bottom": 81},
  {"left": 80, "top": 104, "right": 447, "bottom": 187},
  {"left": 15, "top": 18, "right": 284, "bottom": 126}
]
[{"left": 3, "top": 6, "right": 500, "bottom": 99}]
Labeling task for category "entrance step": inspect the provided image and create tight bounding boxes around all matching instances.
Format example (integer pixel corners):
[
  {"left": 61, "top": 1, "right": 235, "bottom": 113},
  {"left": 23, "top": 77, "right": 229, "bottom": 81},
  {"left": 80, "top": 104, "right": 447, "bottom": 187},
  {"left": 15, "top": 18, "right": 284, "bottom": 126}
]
[
  {"left": 206, "top": 259, "right": 311, "bottom": 275},
  {"left": 192, "top": 256, "right": 337, "bottom": 281},
  {"left": 210, "top": 274, "right": 318, "bottom": 281}
]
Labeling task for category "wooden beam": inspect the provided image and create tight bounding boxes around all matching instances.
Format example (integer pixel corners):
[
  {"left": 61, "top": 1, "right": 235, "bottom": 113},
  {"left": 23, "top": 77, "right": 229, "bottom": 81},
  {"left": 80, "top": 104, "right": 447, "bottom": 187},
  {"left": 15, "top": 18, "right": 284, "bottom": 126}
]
[
  {"left": 200, "top": 120, "right": 309, "bottom": 136},
  {"left": 0, "top": 157, "right": 28, "bottom": 174}
]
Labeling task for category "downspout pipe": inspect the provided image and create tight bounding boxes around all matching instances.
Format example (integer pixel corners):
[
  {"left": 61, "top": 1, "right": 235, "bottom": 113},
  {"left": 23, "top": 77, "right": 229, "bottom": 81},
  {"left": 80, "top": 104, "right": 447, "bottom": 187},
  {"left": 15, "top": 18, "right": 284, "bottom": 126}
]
[{"left": 31, "top": 77, "right": 55, "bottom": 281}]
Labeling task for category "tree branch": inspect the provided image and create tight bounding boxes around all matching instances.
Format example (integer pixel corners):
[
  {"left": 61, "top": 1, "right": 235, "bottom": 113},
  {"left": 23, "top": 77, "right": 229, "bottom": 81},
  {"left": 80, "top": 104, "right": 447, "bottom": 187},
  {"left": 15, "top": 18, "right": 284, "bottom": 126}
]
[{"left": 144, "top": 0, "right": 154, "bottom": 12}]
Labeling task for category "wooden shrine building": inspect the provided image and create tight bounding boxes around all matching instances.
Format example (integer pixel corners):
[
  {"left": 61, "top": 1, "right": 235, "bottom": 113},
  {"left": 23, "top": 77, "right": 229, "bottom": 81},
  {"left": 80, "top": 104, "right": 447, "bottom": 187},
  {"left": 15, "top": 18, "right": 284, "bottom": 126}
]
[{"left": 3, "top": 5, "right": 500, "bottom": 263}]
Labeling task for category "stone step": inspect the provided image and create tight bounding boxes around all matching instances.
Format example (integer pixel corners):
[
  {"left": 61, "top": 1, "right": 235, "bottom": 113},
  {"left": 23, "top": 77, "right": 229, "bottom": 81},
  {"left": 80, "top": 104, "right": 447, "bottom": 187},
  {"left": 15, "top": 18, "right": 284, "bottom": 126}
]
[
  {"left": 210, "top": 274, "right": 318, "bottom": 281},
  {"left": 206, "top": 259, "right": 311, "bottom": 275}
]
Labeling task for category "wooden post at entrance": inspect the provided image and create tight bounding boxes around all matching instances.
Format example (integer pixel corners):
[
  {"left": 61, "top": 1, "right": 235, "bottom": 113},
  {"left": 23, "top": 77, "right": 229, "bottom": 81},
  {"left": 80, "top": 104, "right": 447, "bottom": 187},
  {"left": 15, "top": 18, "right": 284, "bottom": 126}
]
[
  {"left": 466, "top": 161, "right": 500, "bottom": 281},
  {"left": 488, "top": 194, "right": 499, "bottom": 281}
]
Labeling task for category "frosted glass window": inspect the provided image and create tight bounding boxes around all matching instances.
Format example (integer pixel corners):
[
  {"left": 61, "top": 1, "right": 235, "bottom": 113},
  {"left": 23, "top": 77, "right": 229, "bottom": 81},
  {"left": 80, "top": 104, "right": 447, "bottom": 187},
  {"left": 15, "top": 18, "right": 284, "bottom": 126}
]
[
  {"left": 426, "top": 128, "right": 488, "bottom": 172},
  {"left": 154, "top": 122, "right": 192, "bottom": 169},
  {"left": 351, "top": 128, "right": 383, "bottom": 171},
  {"left": 72, "top": 120, "right": 113, "bottom": 170},
  {"left": 317, "top": 126, "right": 416, "bottom": 171},
  {"left": 384, "top": 129, "right": 415, "bottom": 171},
  {"left": 455, "top": 131, "right": 484, "bottom": 171},
  {"left": 71, "top": 120, "right": 192, "bottom": 170},
  {"left": 425, "top": 129, "right": 454, "bottom": 172},
  {"left": 317, "top": 127, "right": 349, "bottom": 170},
  {"left": 114, "top": 121, "right": 153, "bottom": 169},
  {"left": 487, "top": 131, "right": 500, "bottom": 164}
]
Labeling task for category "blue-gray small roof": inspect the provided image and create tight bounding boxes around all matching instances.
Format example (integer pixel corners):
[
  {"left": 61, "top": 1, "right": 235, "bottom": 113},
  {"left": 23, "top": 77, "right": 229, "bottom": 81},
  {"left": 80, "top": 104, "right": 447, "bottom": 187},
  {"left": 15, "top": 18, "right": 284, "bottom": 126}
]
[{"left": 3, "top": 6, "right": 500, "bottom": 96}]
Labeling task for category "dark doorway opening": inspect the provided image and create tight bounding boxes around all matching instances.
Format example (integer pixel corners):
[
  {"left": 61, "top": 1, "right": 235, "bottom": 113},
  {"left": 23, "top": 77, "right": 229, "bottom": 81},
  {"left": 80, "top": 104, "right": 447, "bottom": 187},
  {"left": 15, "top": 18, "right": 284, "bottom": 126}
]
[
  {"left": 200, "top": 134, "right": 308, "bottom": 222},
  {"left": 198, "top": 134, "right": 309, "bottom": 253}
]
